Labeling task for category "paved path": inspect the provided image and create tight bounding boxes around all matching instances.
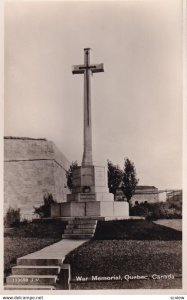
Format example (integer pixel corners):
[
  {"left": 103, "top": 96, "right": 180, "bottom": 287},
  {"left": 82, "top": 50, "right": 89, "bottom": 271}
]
[
  {"left": 20, "top": 239, "right": 88, "bottom": 260},
  {"left": 153, "top": 219, "right": 182, "bottom": 231}
]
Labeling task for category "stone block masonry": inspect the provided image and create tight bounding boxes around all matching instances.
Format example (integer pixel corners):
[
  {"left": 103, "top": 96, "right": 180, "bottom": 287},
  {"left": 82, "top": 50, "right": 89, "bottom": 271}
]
[{"left": 4, "top": 137, "right": 70, "bottom": 219}]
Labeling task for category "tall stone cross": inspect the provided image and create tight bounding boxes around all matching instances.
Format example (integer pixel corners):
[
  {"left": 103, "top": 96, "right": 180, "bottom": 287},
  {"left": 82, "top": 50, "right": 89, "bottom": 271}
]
[{"left": 72, "top": 48, "right": 104, "bottom": 167}]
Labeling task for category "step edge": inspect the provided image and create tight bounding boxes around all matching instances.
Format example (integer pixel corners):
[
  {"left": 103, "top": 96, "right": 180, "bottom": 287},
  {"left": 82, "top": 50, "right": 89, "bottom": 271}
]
[
  {"left": 7, "top": 275, "right": 58, "bottom": 278},
  {"left": 12, "top": 266, "right": 61, "bottom": 269},
  {"left": 4, "top": 285, "right": 56, "bottom": 288}
]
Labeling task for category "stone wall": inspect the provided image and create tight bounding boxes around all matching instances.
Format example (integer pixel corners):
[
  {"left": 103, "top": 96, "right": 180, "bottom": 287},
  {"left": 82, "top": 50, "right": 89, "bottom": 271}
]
[{"left": 4, "top": 137, "right": 70, "bottom": 219}]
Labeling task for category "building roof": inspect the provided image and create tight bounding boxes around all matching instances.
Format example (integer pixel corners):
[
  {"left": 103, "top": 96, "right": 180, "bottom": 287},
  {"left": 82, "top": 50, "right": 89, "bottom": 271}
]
[
  {"left": 4, "top": 136, "right": 46, "bottom": 141},
  {"left": 136, "top": 185, "right": 157, "bottom": 190}
]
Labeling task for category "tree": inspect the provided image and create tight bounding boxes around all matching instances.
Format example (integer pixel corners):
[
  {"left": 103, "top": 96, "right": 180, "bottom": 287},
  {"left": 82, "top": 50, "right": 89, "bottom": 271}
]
[
  {"left": 33, "top": 193, "right": 56, "bottom": 218},
  {"left": 107, "top": 160, "right": 123, "bottom": 196},
  {"left": 66, "top": 161, "right": 78, "bottom": 191},
  {"left": 122, "top": 158, "right": 139, "bottom": 203}
]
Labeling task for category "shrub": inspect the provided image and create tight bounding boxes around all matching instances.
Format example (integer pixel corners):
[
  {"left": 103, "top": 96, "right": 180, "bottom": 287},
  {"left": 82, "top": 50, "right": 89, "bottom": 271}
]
[
  {"left": 33, "top": 193, "right": 56, "bottom": 218},
  {"left": 130, "top": 201, "right": 182, "bottom": 220},
  {"left": 4, "top": 207, "right": 21, "bottom": 227}
]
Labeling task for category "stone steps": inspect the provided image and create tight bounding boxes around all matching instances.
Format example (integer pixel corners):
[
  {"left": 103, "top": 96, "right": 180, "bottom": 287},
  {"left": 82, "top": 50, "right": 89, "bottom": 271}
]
[
  {"left": 68, "top": 219, "right": 97, "bottom": 225},
  {"left": 64, "top": 228, "right": 95, "bottom": 234},
  {"left": 5, "top": 239, "right": 89, "bottom": 290},
  {"left": 4, "top": 285, "right": 56, "bottom": 290},
  {"left": 62, "top": 218, "right": 97, "bottom": 239},
  {"left": 5, "top": 257, "right": 70, "bottom": 290},
  {"left": 62, "top": 233, "right": 94, "bottom": 239},
  {"left": 66, "top": 224, "right": 96, "bottom": 229},
  {"left": 6, "top": 275, "right": 58, "bottom": 286},
  {"left": 17, "top": 258, "right": 64, "bottom": 266},
  {"left": 12, "top": 265, "right": 61, "bottom": 275}
]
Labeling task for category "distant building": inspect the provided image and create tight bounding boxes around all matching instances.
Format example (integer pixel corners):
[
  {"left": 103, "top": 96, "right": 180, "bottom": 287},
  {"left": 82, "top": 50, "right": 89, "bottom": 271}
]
[
  {"left": 115, "top": 185, "right": 159, "bottom": 205},
  {"left": 4, "top": 137, "right": 70, "bottom": 219},
  {"left": 166, "top": 190, "right": 182, "bottom": 203},
  {"left": 165, "top": 190, "right": 182, "bottom": 215},
  {"left": 131, "top": 186, "right": 159, "bottom": 205}
]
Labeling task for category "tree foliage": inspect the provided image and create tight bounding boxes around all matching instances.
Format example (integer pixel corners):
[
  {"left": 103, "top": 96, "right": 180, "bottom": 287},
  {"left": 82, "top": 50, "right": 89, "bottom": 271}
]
[
  {"left": 4, "top": 207, "right": 21, "bottom": 227},
  {"left": 122, "top": 158, "right": 139, "bottom": 203},
  {"left": 66, "top": 161, "right": 78, "bottom": 191},
  {"left": 107, "top": 160, "right": 123, "bottom": 195},
  {"left": 33, "top": 193, "right": 56, "bottom": 218},
  {"left": 107, "top": 158, "right": 138, "bottom": 202}
]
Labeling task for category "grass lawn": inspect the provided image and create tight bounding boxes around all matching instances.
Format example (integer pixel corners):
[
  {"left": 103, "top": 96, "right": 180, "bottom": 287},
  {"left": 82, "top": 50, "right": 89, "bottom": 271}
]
[
  {"left": 64, "top": 220, "right": 182, "bottom": 289},
  {"left": 65, "top": 240, "right": 182, "bottom": 289}
]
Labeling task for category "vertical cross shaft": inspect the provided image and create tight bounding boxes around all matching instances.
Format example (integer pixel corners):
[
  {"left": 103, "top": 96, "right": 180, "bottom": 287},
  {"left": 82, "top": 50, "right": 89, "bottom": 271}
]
[
  {"left": 83, "top": 48, "right": 92, "bottom": 166},
  {"left": 72, "top": 48, "right": 104, "bottom": 167}
]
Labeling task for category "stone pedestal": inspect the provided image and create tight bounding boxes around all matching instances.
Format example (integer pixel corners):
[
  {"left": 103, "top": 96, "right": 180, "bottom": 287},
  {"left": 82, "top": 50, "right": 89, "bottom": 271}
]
[
  {"left": 67, "top": 165, "right": 113, "bottom": 202},
  {"left": 51, "top": 165, "right": 129, "bottom": 219},
  {"left": 71, "top": 165, "right": 110, "bottom": 193}
]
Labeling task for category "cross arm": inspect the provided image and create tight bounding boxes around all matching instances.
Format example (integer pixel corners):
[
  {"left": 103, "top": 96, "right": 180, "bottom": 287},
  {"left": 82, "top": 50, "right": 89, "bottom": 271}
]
[
  {"left": 91, "top": 63, "right": 104, "bottom": 73},
  {"left": 72, "top": 65, "right": 85, "bottom": 74}
]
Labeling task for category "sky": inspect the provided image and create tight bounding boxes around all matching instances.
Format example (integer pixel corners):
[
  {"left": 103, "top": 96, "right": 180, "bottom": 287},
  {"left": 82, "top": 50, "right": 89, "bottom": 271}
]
[{"left": 4, "top": 0, "right": 183, "bottom": 190}]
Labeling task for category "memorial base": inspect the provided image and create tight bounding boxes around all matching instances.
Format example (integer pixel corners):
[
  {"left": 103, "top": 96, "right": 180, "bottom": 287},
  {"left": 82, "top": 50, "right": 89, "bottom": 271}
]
[
  {"left": 51, "top": 164, "right": 129, "bottom": 220},
  {"left": 51, "top": 201, "right": 129, "bottom": 218}
]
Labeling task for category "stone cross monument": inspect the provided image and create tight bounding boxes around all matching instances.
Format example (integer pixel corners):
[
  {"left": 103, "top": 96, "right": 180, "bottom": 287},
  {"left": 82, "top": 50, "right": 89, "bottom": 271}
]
[
  {"left": 72, "top": 48, "right": 104, "bottom": 167},
  {"left": 51, "top": 49, "right": 129, "bottom": 220}
]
